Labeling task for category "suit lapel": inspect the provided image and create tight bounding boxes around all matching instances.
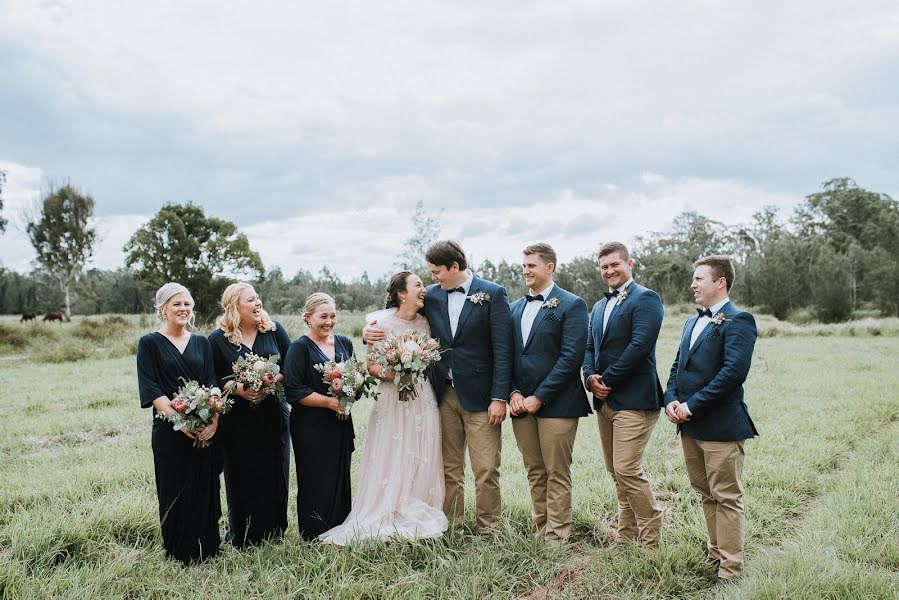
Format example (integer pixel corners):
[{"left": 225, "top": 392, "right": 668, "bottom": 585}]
[
  {"left": 453, "top": 277, "right": 478, "bottom": 342},
  {"left": 524, "top": 286, "right": 560, "bottom": 350},
  {"left": 511, "top": 298, "right": 525, "bottom": 350},
  {"left": 428, "top": 286, "right": 452, "bottom": 342},
  {"left": 686, "top": 301, "right": 733, "bottom": 359},
  {"left": 600, "top": 282, "right": 634, "bottom": 346}
]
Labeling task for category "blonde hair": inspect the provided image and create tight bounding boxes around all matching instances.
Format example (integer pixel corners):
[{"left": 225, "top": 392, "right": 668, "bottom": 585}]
[
  {"left": 303, "top": 292, "right": 336, "bottom": 326},
  {"left": 216, "top": 282, "right": 276, "bottom": 346},
  {"left": 154, "top": 282, "right": 196, "bottom": 329}
]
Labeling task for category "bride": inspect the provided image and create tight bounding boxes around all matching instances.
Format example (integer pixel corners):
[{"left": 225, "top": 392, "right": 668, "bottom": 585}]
[{"left": 319, "top": 271, "right": 448, "bottom": 544}]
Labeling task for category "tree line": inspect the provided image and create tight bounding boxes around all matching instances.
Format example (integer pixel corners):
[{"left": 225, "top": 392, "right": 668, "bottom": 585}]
[{"left": 1, "top": 178, "right": 897, "bottom": 321}]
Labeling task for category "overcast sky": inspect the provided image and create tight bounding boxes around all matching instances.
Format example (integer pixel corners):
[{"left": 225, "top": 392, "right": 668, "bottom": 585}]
[{"left": 2, "top": 1, "right": 897, "bottom": 280}]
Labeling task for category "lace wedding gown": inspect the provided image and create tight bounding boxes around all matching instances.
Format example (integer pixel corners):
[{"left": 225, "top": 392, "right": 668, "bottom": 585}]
[{"left": 319, "top": 311, "right": 447, "bottom": 544}]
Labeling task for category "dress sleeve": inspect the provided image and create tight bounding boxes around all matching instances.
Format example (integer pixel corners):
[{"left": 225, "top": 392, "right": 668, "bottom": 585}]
[
  {"left": 283, "top": 340, "right": 315, "bottom": 405},
  {"left": 208, "top": 331, "right": 233, "bottom": 389},
  {"left": 136, "top": 336, "right": 166, "bottom": 409}
]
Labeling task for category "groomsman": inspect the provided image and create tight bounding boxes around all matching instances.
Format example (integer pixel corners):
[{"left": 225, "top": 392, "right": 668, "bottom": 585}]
[
  {"left": 582, "top": 242, "right": 665, "bottom": 548},
  {"left": 364, "top": 240, "right": 513, "bottom": 533},
  {"left": 664, "top": 255, "right": 758, "bottom": 582},
  {"left": 508, "top": 243, "right": 589, "bottom": 545}
]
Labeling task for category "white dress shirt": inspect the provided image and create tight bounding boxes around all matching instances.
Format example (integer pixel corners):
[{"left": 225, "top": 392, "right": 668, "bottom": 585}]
[
  {"left": 521, "top": 283, "right": 555, "bottom": 343},
  {"left": 603, "top": 278, "right": 633, "bottom": 331},
  {"left": 689, "top": 297, "right": 730, "bottom": 349},
  {"left": 446, "top": 272, "right": 473, "bottom": 381}
]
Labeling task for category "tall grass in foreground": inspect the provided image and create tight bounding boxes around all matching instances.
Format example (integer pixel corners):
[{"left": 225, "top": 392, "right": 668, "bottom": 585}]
[{"left": 0, "top": 321, "right": 897, "bottom": 598}]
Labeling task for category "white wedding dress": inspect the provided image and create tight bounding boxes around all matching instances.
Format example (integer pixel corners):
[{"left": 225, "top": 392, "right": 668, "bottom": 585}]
[{"left": 319, "top": 311, "right": 447, "bottom": 544}]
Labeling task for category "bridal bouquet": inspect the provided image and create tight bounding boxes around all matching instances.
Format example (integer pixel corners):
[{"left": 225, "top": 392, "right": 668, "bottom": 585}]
[
  {"left": 314, "top": 356, "right": 378, "bottom": 419},
  {"left": 226, "top": 352, "right": 283, "bottom": 407},
  {"left": 370, "top": 330, "right": 442, "bottom": 402},
  {"left": 158, "top": 378, "right": 233, "bottom": 446}
]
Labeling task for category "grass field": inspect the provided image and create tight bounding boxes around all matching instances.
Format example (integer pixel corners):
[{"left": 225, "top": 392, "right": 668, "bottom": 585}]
[{"left": 0, "top": 313, "right": 897, "bottom": 599}]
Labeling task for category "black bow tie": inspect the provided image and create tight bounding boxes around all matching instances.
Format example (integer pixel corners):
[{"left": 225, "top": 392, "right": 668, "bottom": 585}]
[
  {"left": 696, "top": 308, "right": 713, "bottom": 318},
  {"left": 448, "top": 287, "right": 466, "bottom": 294},
  {"left": 525, "top": 294, "right": 544, "bottom": 302},
  {"left": 604, "top": 290, "right": 620, "bottom": 301}
]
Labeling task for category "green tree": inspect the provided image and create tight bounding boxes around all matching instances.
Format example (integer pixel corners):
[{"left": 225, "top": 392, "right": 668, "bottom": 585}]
[
  {"left": 476, "top": 258, "right": 522, "bottom": 299},
  {"left": 555, "top": 255, "right": 604, "bottom": 307},
  {"left": 395, "top": 200, "right": 441, "bottom": 281},
  {"left": 25, "top": 185, "right": 98, "bottom": 319},
  {"left": 124, "top": 203, "right": 264, "bottom": 318},
  {"left": 0, "top": 170, "right": 7, "bottom": 233},
  {"left": 866, "top": 247, "right": 899, "bottom": 317},
  {"left": 809, "top": 245, "right": 853, "bottom": 322}
]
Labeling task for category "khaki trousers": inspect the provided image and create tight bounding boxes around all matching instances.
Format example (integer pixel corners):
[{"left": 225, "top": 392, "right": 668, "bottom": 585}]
[
  {"left": 439, "top": 386, "right": 502, "bottom": 532},
  {"left": 511, "top": 415, "right": 579, "bottom": 544},
  {"left": 597, "top": 403, "right": 662, "bottom": 548},
  {"left": 681, "top": 435, "right": 746, "bottom": 580}
]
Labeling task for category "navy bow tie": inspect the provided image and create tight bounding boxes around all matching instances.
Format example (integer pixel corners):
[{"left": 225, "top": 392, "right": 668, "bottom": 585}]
[
  {"left": 604, "top": 290, "right": 620, "bottom": 301},
  {"left": 696, "top": 307, "right": 713, "bottom": 318},
  {"left": 448, "top": 286, "right": 466, "bottom": 294},
  {"left": 525, "top": 294, "right": 544, "bottom": 302}
]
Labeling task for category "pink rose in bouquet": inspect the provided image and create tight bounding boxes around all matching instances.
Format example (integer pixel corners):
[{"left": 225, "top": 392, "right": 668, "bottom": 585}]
[
  {"left": 314, "top": 357, "right": 378, "bottom": 419},
  {"left": 370, "top": 330, "right": 443, "bottom": 402}
]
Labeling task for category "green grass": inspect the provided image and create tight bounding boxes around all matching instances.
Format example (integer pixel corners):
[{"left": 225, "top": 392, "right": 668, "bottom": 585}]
[{"left": 0, "top": 315, "right": 897, "bottom": 598}]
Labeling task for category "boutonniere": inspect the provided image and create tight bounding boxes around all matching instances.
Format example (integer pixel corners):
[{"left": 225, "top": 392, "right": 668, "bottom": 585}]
[
  {"left": 616, "top": 288, "right": 629, "bottom": 306},
  {"left": 467, "top": 292, "right": 491, "bottom": 305},
  {"left": 542, "top": 297, "right": 560, "bottom": 309},
  {"left": 711, "top": 313, "right": 728, "bottom": 326}
]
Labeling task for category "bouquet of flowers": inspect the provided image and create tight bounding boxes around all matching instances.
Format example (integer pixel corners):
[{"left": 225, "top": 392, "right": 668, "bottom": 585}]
[
  {"left": 314, "top": 356, "right": 378, "bottom": 419},
  {"left": 226, "top": 352, "right": 283, "bottom": 408},
  {"left": 370, "top": 330, "right": 442, "bottom": 402},
  {"left": 158, "top": 378, "right": 233, "bottom": 446}
]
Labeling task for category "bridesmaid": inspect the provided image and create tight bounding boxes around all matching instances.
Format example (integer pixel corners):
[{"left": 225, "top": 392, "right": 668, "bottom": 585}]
[
  {"left": 136, "top": 283, "right": 222, "bottom": 564},
  {"left": 282, "top": 292, "right": 355, "bottom": 540},
  {"left": 209, "top": 283, "right": 291, "bottom": 548}
]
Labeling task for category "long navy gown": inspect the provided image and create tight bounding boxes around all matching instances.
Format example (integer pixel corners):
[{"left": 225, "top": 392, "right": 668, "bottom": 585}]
[
  {"left": 136, "top": 332, "right": 222, "bottom": 564},
  {"left": 282, "top": 334, "right": 355, "bottom": 540},
  {"left": 209, "top": 321, "right": 291, "bottom": 547}
]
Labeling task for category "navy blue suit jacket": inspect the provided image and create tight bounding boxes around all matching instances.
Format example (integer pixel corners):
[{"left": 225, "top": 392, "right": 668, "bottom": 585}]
[
  {"left": 581, "top": 281, "right": 664, "bottom": 412},
  {"left": 510, "top": 285, "right": 591, "bottom": 419},
  {"left": 664, "top": 301, "right": 759, "bottom": 441},
  {"left": 425, "top": 276, "right": 513, "bottom": 412}
]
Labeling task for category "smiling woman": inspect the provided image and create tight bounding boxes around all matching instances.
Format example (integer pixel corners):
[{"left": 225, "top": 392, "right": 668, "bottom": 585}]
[{"left": 134, "top": 282, "right": 223, "bottom": 564}]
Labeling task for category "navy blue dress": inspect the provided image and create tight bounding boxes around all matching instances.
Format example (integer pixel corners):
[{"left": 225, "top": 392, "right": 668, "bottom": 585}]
[
  {"left": 209, "top": 321, "right": 292, "bottom": 548},
  {"left": 136, "top": 332, "right": 222, "bottom": 564},
  {"left": 282, "top": 334, "right": 355, "bottom": 540}
]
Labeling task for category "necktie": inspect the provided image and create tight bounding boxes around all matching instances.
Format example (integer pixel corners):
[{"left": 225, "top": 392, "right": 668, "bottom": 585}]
[
  {"left": 448, "top": 287, "right": 466, "bottom": 294},
  {"left": 604, "top": 290, "right": 620, "bottom": 301},
  {"left": 696, "top": 307, "right": 713, "bottom": 318},
  {"left": 525, "top": 294, "right": 544, "bottom": 302}
]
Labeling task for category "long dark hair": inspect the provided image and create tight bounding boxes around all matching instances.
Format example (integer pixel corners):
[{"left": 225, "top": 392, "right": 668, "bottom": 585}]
[{"left": 385, "top": 271, "right": 414, "bottom": 309}]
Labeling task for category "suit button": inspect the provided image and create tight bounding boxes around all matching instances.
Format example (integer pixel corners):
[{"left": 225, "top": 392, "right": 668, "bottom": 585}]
[{"left": 522, "top": 352, "right": 528, "bottom": 356}]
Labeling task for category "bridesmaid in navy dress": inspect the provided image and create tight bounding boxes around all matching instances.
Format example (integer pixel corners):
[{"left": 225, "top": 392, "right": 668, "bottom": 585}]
[
  {"left": 282, "top": 292, "right": 355, "bottom": 540},
  {"left": 136, "top": 283, "right": 222, "bottom": 564},
  {"left": 209, "top": 283, "right": 290, "bottom": 547}
]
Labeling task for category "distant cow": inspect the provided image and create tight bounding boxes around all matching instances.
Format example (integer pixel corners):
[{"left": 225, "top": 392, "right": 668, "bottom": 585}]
[
  {"left": 43, "top": 311, "right": 64, "bottom": 322},
  {"left": 21, "top": 312, "right": 36, "bottom": 322}
]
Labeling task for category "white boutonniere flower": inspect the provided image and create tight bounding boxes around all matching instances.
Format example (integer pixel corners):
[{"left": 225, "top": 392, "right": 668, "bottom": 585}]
[
  {"left": 467, "top": 292, "right": 491, "bottom": 305},
  {"left": 711, "top": 313, "right": 728, "bottom": 326},
  {"left": 616, "top": 288, "right": 629, "bottom": 306},
  {"left": 542, "top": 297, "right": 561, "bottom": 309}
]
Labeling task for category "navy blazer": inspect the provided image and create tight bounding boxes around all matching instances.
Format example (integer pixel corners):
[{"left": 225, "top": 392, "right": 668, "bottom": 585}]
[
  {"left": 425, "top": 275, "right": 514, "bottom": 412},
  {"left": 664, "top": 301, "right": 759, "bottom": 441},
  {"left": 510, "top": 285, "right": 591, "bottom": 419},
  {"left": 581, "top": 281, "right": 664, "bottom": 411}
]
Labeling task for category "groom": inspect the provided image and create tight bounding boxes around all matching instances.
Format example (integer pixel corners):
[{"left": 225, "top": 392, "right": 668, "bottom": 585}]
[{"left": 366, "top": 240, "right": 513, "bottom": 532}]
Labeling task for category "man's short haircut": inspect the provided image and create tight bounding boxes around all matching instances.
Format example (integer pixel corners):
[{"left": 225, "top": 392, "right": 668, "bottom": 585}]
[
  {"left": 425, "top": 240, "right": 468, "bottom": 271},
  {"left": 598, "top": 241, "right": 630, "bottom": 261},
  {"left": 694, "top": 255, "right": 736, "bottom": 291},
  {"left": 522, "top": 242, "right": 557, "bottom": 271}
]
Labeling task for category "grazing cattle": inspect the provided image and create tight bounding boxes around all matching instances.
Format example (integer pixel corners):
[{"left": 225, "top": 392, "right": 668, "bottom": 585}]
[
  {"left": 43, "top": 311, "right": 65, "bottom": 322},
  {"left": 21, "top": 312, "right": 36, "bottom": 322}
]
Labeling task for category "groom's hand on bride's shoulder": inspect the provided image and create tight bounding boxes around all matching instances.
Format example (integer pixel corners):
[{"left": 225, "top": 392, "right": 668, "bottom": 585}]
[{"left": 362, "top": 321, "right": 386, "bottom": 344}]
